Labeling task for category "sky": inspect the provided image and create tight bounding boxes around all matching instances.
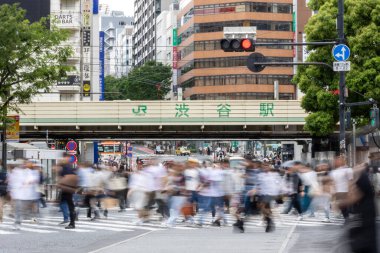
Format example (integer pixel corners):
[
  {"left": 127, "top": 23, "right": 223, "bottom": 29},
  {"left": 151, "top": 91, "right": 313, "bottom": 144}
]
[{"left": 100, "top": 0, "right": 134, "bottom": 17}]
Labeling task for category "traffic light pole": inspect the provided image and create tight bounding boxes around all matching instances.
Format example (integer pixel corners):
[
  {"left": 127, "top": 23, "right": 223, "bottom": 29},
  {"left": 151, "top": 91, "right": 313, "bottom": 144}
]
[
  {"left": 253, "top": 41, "right": 337, "bottom": 47},
  {"left": 250, "top": 61, "right": 333, "bottom": 70},
  {"left": 337, "top": 0, "right": 346, "bottom": 155}
]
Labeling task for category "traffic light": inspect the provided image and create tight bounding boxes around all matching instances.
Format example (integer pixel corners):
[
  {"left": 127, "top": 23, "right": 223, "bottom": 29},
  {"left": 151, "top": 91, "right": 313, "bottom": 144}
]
[
  {"left": 370, "top": 107, "right": 379, "bottom": 128},
  {"left": 220, "top": 38, "right": 255, "bottom": 52}
]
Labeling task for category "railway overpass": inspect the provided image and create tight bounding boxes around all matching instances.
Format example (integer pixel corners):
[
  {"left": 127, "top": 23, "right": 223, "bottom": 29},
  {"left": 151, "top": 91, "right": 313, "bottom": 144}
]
[{"left": 18, "top": 100, "right": 309, "bottom": 139}]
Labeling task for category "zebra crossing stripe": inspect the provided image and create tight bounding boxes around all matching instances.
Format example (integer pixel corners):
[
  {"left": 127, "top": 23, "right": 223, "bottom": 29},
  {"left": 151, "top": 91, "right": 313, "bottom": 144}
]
[
  {"left": 0, "top": 229, "right": 18, "bottom": 235},
  {"left": 39, "top": 218, "right": 134, "bottom": 232},
  {"left": 21, "top": 223, "right": 96, "bottom": 233},
  {"left": 0, "top": 224, "right": 57, "bottom": 233},
  {"left": 41, "top": 217, "right": 164, "bottom": 231},
  {"left": 88, "top": 219, "right": 165, "bottom": 231}
]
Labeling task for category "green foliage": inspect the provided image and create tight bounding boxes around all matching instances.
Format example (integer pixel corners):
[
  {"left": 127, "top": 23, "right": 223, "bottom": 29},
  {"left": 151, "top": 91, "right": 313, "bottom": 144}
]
[
  {"left": 294, "top": 0, "right": 380, "bottom": 136},
  {"left": 105, "top": 61, "right": 172, "bottom": 100},
  {"left": 0, "top": 4, "right": 72, "bottom": 119},
  {"left": 125, "top": 61, "right": 172, "bottom": 100},
  {"left": 104, "top": 76, "right": 126, "bottom": 100},
  {"left": 304, "top": 111, "right": 336, "bottom": 137}
]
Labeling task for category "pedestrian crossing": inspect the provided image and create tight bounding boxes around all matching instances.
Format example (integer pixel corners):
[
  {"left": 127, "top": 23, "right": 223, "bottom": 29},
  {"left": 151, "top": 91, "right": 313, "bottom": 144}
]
[{"left": 0, "top": 207, "right": 345, "bottom": 235}]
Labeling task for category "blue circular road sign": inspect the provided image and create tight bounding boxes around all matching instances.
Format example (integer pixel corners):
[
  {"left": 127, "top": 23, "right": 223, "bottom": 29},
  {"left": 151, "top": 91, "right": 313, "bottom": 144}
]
[
  {"left": 332, "top": 44, "right": 350, "bottom": 61},
  {"left": 69, "top": 154, "right": 78, "bottom": 164},
  {"left": 66, "top": 140, "right": 77, "bottom": 151}
]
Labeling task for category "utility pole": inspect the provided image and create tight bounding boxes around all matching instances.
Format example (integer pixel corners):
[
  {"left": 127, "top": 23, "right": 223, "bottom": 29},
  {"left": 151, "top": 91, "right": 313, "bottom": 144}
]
[
  {"left": 79, "top": 0, "right": 84, "bottom": 101},
  {"left": 1, "top": 111, "right": 6, "bottom": 172},
  {"left": 337, "top": 0, "right": 346, "bottom": 155}
]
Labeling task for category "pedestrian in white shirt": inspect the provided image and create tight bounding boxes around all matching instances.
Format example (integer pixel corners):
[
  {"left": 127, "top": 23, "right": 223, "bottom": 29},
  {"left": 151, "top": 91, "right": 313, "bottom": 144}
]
[
  {"left": 8, "top": 160, "right": 40, "bottom": 230},
  {"left": 128, "top": 162, "right": 154, "bottom": 225},
  {"left": 144, "top": 159, "right": 169, "bottom": 220},
  {"left": 184, "top": 158, "right": 200, "bottom": 214},
  {"left": 257, "top": 162, "right": 281, "bottom": 233},
  {"left": 330, "top": 156, "right": 353, "bottom": 220},
  {"left": 208, "top": 164, "right": 227, "bottom": 226}
]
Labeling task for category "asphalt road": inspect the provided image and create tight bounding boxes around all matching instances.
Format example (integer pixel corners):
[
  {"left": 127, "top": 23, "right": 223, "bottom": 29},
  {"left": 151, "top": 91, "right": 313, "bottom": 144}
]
[{"left": 2, "top": 204, "right": 374, "bottom": 253}]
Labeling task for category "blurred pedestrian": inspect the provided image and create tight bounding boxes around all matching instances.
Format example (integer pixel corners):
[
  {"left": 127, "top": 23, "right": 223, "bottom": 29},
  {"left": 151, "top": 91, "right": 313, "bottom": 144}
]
[
  {"left": 56, "top": 154, "right": 78, "bottom": 229},
  {"left": 0, "top": 167, "right": 7, "bottom": 223},
  {"left": 8, "top": 160, "right": 40, "bottom": 230},
  {"left": 257, "top": 162, "right": 281, "bottom": 232},
  {"left": 184, "top": 158, "right": 200, "bottom": 215},
  {"left": 88, "top": 164, "right": 111, "bottom": 220},
  {"left": 77, "top": 162, "right": 94, "bottom": 220},
  {"left": 32, "top": 161, "right": 47, "bottom": 208},
  {"left": 145, "top": 159, "right": 169, "bottom": 220},
  {"left": 165, "top": 163, "right": 187, "bottom": 227},
  {"left": 281, "top": 165, "right": 303, "bottom": 220},
  {"left": 330, "top": 156, "right": 353, "bottom": 221},
  {"left": 128, "top": 161, "right": 154, "bottom": 225},
  {"left": 309, "top": 162, "right": 333, "bottom": 222},
  {"left": 296, "top": 162, "right": 318, "bottom": 216},
  {"left": 338, "top": 163, "right": 377, "bottom": 253},
  {"left": 197, "top": 160, "right": 212, "bottom": 226}
]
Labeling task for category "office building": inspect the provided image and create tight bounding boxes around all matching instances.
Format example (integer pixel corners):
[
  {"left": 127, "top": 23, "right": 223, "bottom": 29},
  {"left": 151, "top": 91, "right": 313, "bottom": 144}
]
[
  {"left": 177, "top": 0, "right": 305, "bottom": 100},
  {"left": 132, "top": 0, "right": 173, "bottom": 67},
  {"left": 101, "top": 11, "right": 133, "bottom": 76},
  {"left": 156, "top": 2, "right": 179, "bottom": 99},
  {"left": 115, "top": 25, "right": 134, "bottom": 77}
]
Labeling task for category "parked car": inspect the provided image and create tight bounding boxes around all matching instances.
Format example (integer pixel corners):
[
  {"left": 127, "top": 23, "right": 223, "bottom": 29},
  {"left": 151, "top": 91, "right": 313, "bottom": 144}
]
[
  {"left": 229, "top": 156, "right": 247, "bottom": 169},
  {"left": 175, "top": 147, "right": 191, "bottom": 156},
  {"left": 155, "top": 146, "right": 165, "bottom": 155}
]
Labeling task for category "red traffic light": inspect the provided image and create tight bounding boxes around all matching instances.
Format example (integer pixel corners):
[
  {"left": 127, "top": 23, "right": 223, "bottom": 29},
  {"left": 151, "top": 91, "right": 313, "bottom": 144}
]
[
  {"left": 241, "top": 39, "right": 255, "bottom": 51},
  {"left": 241, "top": 39, "right": 252, "bottom": 49}
]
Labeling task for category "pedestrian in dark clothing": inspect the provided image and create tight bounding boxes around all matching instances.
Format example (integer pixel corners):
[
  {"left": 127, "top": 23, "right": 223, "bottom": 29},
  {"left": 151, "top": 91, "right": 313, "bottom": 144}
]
[
  {"left": 57, "top": 155, "right": 78, "bottom": 229},
  {"left": 338, "top": 164, "right": 378, "bottom": 253},
  {"left": 282, "top": 166, "right": 303, "bottom": 218}
]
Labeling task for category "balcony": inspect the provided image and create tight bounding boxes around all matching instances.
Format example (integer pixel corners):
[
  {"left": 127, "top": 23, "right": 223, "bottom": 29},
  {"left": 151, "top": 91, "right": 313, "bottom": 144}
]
[{"left": 51, "top": 11, "right": 81, "bottom": 30}]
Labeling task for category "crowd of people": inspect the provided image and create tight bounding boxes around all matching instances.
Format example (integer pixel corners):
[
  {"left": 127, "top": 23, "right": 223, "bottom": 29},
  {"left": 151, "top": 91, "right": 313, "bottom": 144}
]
[{"left": 0, "top": 154, "right": 379, "bottom": 252}]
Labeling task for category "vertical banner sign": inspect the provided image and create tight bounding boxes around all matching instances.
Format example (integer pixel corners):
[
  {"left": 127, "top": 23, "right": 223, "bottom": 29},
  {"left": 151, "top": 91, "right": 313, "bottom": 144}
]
[
  {"left": 173, "top": 47, "right": 178, "bottom": 69},
  {"left": 172, "top": 28, "right": 178, "bottom": 69},
  {"left": 292, "top": 11, "right": 296, "bottom": 58},
  {"left": 99, "top": 31, "right": 105, "bottom": 101},
  {"left": 93, "top": 0, "right": 99, "bottom": 14},
  {"left": 93, "top": 141, "right": 99, "bottom": 164},
  {"left": 82, "top": 0, "right": 92, "bottom": 97},
  {"left": 6, "top": 115, "right": 19, "bottom": 143},
  {"left": 173, "top": 28, "right": 178, "bottom": 46}
]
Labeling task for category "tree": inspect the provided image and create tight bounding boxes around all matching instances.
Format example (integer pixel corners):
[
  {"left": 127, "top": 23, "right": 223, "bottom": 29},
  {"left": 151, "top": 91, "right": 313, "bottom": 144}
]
[
  {"left": 124, "top": 61, "right": 172, "bottom": 100},
  {"left": 104, "top": 75, "right": 126, "bottom": 100},
  {"left": 0, "top": 4, "right": 72, "bottom": 115},
  {"left": 104, "top": 62, "right": 172, "bottom": 100},
  {"left": 293, "top": 0, "right": 380, "bottom": 136},
  {"left": 0, "top": 4, "right": 72, "bottom": 168}
]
